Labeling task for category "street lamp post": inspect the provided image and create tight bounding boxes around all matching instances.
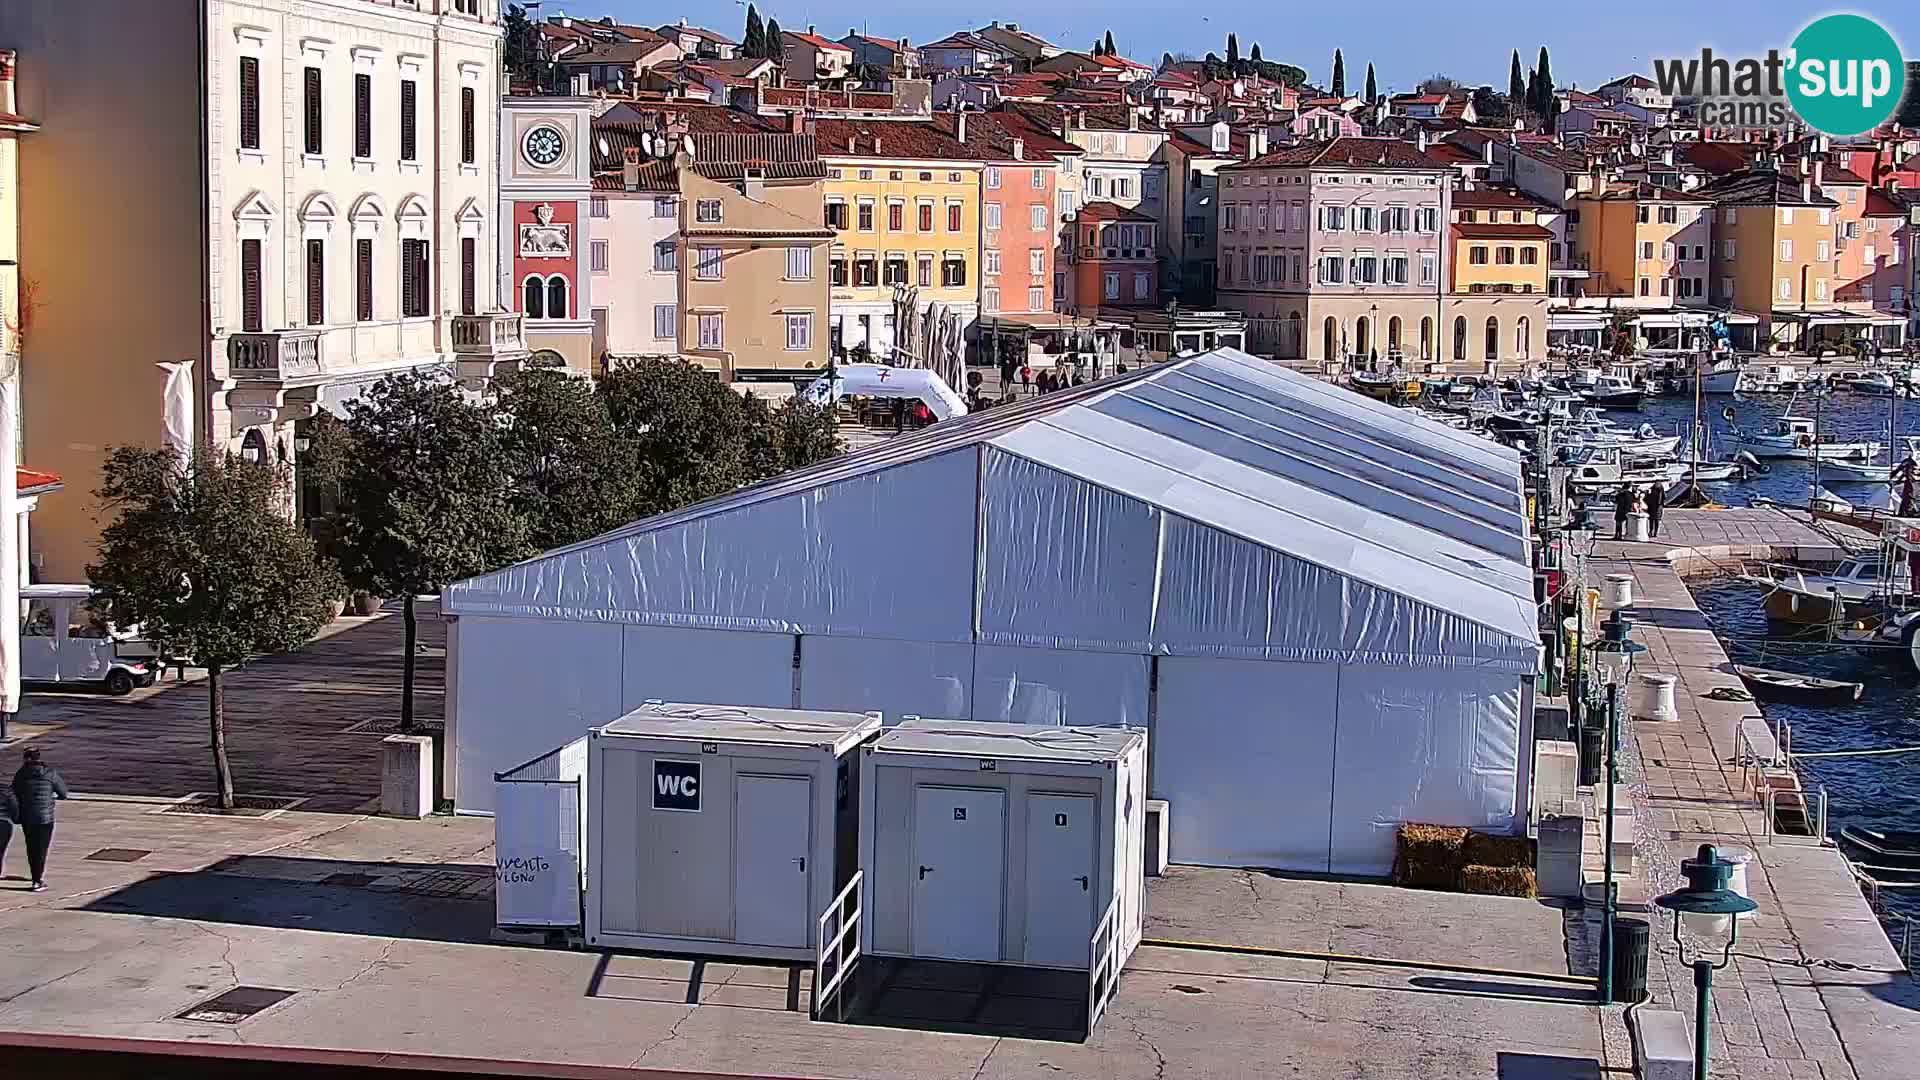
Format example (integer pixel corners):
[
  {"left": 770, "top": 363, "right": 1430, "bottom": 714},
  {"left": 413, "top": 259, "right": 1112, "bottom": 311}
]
[
  {"left": 1655, "top": 845, "right": 1759, "bottom": 1080},
  {"left": 1590, "top": 611, "right": 1647, "bottom": 1003}
]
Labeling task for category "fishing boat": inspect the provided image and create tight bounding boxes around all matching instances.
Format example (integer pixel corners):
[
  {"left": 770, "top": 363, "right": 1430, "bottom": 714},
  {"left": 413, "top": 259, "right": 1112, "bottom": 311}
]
[
  {"left": 1348, "top": 371, "right": 1422, "bottom": 404},
  {"left": 1728, "top": 415, "right": 1879, "bottom": 460},
  {"left": 1740, "top": 552, "right": 1904, "bottom": 625},
  {"left": 1843, "top": 371, "right": 1898, "bottom": 395},
  {"left": 1839, "top": 827, "right": 1920, "bottom": 883},
  {"left": 1733, "top": 664, "right": 1863, "bottom": 705},
  {"left": 1819, "top": 439, "right": 1920, "bottom": 483},
  {"left": 1582, "top": 374, "right": 1644, "bottom": 410}
]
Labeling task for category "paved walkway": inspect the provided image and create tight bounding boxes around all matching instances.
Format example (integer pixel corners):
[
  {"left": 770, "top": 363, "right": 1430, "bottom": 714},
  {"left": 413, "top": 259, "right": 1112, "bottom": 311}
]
[
  {"left": 1588, "top": 507, "right": 1920, "bottom": 1080},
  {"left": 3, "top": 605, "right": 445, "bottom": 813}
]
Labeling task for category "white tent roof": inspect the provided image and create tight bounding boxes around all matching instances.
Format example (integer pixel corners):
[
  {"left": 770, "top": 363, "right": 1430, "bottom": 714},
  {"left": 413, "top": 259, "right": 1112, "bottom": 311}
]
[{"left": 447, "top": 349, "right": 1536, "bottom": 670}]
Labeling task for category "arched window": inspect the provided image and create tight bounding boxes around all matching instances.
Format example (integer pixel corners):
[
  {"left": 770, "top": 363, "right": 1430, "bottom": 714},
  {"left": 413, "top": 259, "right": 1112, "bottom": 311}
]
[
  {"left": 1484, "top": 316, "right": 1500, "bottom": 361},
  {"left": 1419, "top": 317, "right": 1434, "bottom": 361},
  {"left": 1516, "top": 317, "right": 1532, "bottom": 360},
  {"left": 1387, "top": 316, "right": 1403, "bottom": 358},
  {"left": 546, "top": 275, "right": 569, "bottom": 320},
  {"left": 1452, "top": 316, "right": 1467, "bottom": 361},
  {"left": 523, "top": 276, "right": 545, "bottom": 319},
  {"left": 1322, "top": 316, "right": 1338, "bottom": 363}
]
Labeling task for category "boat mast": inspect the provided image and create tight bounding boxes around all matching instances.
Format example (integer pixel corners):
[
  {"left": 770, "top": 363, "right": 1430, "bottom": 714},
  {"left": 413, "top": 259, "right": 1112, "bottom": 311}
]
[{"left": 1812, "top": 384, "right": 1823, "bottom": 503}]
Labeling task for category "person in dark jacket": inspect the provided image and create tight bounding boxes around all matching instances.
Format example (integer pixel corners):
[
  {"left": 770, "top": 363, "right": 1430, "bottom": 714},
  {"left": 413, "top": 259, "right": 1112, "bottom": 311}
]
[
  {"left": 1645, "top": 482, "right": 1665, "bottom": 538},
  {"left": 1613, "top": 483, "right": 1634, "bottom": 541},
  {"left": 0, "top": 782, "right": 15, "bottom": 880},
  {"left": 12, "top": 749, "right": 68, "bottom": 892}
]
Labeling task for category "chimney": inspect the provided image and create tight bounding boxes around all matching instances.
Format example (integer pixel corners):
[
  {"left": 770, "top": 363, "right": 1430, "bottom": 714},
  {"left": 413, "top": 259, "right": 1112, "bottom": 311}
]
[
  {"left": 1073, "top": 108, "right": 1087, "bottom": 130},
  {"left": 0, "top": 50, "right": 15, "bottom": 116},
  {"left": 1012, "top": 137, "right": 1024, "bottom": 160},
  {"left": 847, "top": 135, "right": 857, "bottom": 152},
  {"left": 1127, "top": 110, "right": 1138, "bottom": 131},
  {"left": 957, "top": 110, "right": 967, "bottom": 143},
  {"left": 788, "top": 110, "right": 806, "bottom": 134},
  {"left": 871, "top": 132, "right": 882, "bottom": 154},
  {"left": 1802, "top": 174, "right": 1813, "bottom": 202},
  {"left": 849, "top": 28, "right": 857, "bottom": 39},
  {"left": 1661, "top": 146, "right": 1674, "bottom": 166},
  {"left": 1483, "top": 139, "right": 1494, "bottom": 165},
  {"left": 1812, "top": 158, "right": 1825, "bottom": 189},
  {"left": 622, "top": 147, "right": 641, "bottom": 190},
  {"left": 807, "top": 24, "right": 816, "bottom": 36},
  {"left": 679, "top": 17, "right": 687, "bottom": 26},
  {"left": 1416, "top": 128, "right": 1429, "bottom": 152}
]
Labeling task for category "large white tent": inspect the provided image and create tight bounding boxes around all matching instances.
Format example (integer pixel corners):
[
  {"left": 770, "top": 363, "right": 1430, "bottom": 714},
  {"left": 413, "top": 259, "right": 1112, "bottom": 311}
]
[{"left": 444, "top": 349, "right": 1537, "bottom": 875}]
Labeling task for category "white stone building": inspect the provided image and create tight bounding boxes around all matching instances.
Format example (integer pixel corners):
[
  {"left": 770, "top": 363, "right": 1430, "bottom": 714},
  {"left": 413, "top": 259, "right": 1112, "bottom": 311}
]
[{"left": 1, "top": 0, "right": 520, "bottom": 579}]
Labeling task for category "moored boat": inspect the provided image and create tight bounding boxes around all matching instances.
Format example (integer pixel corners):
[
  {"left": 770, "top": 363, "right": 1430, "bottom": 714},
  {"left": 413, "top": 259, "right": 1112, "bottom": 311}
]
[
  {"left": 1733, "top": 664, "right": 1863, "bottom": 705},
  {"left": 1840, "top": 826, "right": 1920, "bottom": 883}
]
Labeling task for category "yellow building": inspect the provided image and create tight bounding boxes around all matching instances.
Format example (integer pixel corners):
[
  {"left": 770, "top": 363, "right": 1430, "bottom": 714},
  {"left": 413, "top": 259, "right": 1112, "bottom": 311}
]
[
  {"left": 0, "top": 52, "right": 31, "bottom": 366},
  {"left": 814, "top": 117, "right": 983, "bottom": 358},
  {"left": 1572, "top": 181, "right": 1714, "bottom": 308},
  {"left": 1699, "top": 168, "right": 1844, "bottom": 349},
  {"left": 1444, "top": 186, "right": 1550, "bottom": 364}
]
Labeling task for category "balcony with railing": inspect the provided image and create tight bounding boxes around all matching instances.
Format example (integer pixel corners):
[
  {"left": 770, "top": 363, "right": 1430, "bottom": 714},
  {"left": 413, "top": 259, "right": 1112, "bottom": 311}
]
[
  {"left": 451, "top": 311, "right": 527, "bottom": 356},
  {"left": 227, "top": 329, "right": 323, "bottom": 383}
]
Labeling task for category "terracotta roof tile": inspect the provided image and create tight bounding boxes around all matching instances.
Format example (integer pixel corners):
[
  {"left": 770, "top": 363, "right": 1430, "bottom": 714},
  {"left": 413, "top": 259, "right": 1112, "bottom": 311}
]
[
  {"left": 1222, "top": 137, "right": 1448, "bottom": 171},
  {"left": 1452, "top": 186, "right": 1552, "bottom": 210},
  {"left": 17, "top": 467, "right": 60, "bottom": 495},
  {"left": 1076, "top": 200, "right": 1156, "bottom": 223},
  {"left": 1453, "top": 222, "right": 1555, "bottom": 240}
]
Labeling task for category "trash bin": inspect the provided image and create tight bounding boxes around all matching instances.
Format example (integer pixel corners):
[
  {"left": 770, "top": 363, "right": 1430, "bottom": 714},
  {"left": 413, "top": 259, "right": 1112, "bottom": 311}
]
[
  {"left": 1578, "top": 719, "right": 1605, "bottom": 788},
  {"left": 1609, "top": 917, "right": 1650, "bottom": 1003}
]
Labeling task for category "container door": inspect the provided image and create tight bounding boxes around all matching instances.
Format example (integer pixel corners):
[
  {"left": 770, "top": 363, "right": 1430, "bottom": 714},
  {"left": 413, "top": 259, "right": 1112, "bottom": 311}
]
[
  {"left": 734, "top": 774, "right": 813, "bottom": 948},
  {"left": 1022, "top": 793, "right": 1096, "bottom": 968},
  {"left": 911, "top": 785, "right": 1005, "bottom": 961}
]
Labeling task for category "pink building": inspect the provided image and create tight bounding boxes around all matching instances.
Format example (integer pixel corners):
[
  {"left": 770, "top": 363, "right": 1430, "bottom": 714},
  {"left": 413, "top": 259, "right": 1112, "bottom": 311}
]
[{"left": 1291, "top": 106, "right": 1360, "bottom": 141}]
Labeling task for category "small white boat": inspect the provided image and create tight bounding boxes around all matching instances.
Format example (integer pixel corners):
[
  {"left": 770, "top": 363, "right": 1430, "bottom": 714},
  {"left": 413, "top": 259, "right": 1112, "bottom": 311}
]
[
  {"left": 1818, "top": 437, "right": 1920, "bottom": 483},
  {"left": 1581, "top": 374, "right": 1644, "bottom": 410},
  {"left": 1730, "top": 415, "right": 1879, "bottom": 460},
  {"left": 1697, "top": 358, "right": 1743, "bottom": 395},
  {"left": 1844, "top": 372, "right": 1898, "bottom": 396}
]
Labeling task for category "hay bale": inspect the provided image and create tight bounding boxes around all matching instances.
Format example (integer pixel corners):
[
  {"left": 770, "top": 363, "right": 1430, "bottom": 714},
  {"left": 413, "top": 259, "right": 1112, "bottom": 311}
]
[
  {"left": 1393, "top": 823, "right": 1469, "bottom": 889},
  {"left": 1463, "top": 831, "right": 1535, "bottom": 870},
  {"left": 1460, "top": 864, "right": 1538, "bottom": 898}
]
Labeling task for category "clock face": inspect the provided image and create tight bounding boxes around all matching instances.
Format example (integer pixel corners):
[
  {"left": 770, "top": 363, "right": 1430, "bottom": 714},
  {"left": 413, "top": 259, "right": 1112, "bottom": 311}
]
[{"left": 524, "top": 125, "right": 565, "bottom": 167}]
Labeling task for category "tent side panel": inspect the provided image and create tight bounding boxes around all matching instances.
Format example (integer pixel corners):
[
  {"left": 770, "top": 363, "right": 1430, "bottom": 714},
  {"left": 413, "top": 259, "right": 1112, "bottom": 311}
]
[
  {"left": 798, "top": 636, "right": 974, "bottom": 721},
  {"left": 621, "top": 625, "right": 795, "bottom": 711},
  {"left": 1151, "top": 656, "right": 1340, "bottom": 871},
  {"left": 978, "top": 448, "right": 1161, "bottom": 650},
  {"left": 454, "top": 616, "right": 625, "bottom": 813},
  {"left": 446, "top": 449, "right": 979, "bottom": 642},
  {"left": 970, "top": 645, "right": 1150, "bottom": 728},
  {"left": 1326, "top": 667, "right": 1524, "bottom": 876}
]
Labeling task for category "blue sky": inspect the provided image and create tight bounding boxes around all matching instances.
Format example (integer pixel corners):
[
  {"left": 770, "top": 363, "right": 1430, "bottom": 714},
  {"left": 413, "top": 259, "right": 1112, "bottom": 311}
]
[{"left": 572, "top": 2, "right": 1919, "bottom": 92}]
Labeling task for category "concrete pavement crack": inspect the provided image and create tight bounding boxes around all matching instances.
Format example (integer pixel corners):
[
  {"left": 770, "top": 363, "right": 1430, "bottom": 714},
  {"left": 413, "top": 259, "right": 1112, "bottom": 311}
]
[
  {"left": 186, "top": 921, "right": 241, "bottom": 989},
  {"left": 966, "top": 1036, "right": 1002, "bottom": 1080},
  {"left": 0, "top": 965, "right": 90, "bottom": 1007},
  {"left": 627, "top": 1005, "right": 698, "bottom": 1066},
  {"left": 1124, "top": 1022, "right": 1165, "bottom": 1080}
]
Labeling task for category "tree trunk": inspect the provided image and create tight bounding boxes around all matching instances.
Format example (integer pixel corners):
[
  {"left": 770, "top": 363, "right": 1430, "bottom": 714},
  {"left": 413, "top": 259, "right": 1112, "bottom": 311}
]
[
  {"left": 400, "top": 593, "right": 417, "bottom": 733},
  {"left": 209, "top": 663, "right": 235, "bottom": 811}
]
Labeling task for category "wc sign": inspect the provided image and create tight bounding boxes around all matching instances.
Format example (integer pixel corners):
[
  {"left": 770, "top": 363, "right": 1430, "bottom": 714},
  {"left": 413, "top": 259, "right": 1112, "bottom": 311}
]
[{"left": 653, "top": 760, "right": 702, "bottom": 812}]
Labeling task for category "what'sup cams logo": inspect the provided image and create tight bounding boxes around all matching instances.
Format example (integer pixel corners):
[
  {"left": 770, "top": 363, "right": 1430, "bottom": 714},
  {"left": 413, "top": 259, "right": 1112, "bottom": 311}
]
[{"left": 1652, "top": 13, "right": 1908, "bottom": 137}]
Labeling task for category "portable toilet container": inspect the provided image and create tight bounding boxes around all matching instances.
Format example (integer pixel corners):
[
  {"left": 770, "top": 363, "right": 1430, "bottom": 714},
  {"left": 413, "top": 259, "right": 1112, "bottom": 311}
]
[
  {"left": 584, "top": 701, "right": 882, "bottom": 962},
  {"left": 858, "top": 719, "right": 1148, "bottom": 974}
]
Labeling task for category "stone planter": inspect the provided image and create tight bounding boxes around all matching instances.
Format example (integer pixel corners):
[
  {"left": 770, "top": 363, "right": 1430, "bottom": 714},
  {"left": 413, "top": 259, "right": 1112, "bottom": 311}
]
[
  {"left": 351, "top": 592, "right": 384, "bottom": 616},
  {"left": 325, "top": 598, "right": 347, "bottom": 622}
]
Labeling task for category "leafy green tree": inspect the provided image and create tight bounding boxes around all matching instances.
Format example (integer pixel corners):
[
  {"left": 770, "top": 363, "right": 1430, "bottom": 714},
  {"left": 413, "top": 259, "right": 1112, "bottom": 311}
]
[
  {"left": 596, "top": 358, "right": 771, "bottom": 517},
  {"left": 336, "top": 370, "right": 532, "bottom": 733},
  {"left": 1509, "top": 50, "right": 1526, "bottom": 105},
  {"left": 492, "top": 367, "right": 637, "bottom": 551},
  {"left": 1331, "top": 49, "right": 1345, "bottom": 97},
  {"left": 89, "top": 449, "right": 340, "bottom": 810},
  {"left": 1365, "top": 62, "right": 1377, "bottom": 103},
  {"left": 765, "top": 18, "right": 786, "bottom": 63},
  {"left": 1103, "top": 30, "right": 1116, "bottom": 57},
  {"left": 749, "top": 396, "right": 843, "bottom": 476},
  {"left": 743, "top": 4, "right": 764, "bottom": 58}
]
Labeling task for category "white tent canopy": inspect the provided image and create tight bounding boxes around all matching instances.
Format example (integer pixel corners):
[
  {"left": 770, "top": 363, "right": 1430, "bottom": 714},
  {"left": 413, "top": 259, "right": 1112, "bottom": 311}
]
[
  {"left": 800, "top": 363, "right": 968, "bottom": 420},
  {"left": 446, "top": 349, "right": 1536, "bottom": 873}
]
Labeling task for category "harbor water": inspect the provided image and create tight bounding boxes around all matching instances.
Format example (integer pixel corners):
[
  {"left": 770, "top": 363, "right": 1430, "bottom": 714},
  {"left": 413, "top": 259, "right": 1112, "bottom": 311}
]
[{"left": 1637, "top": 390, "right": 1920, "bottom": 509}]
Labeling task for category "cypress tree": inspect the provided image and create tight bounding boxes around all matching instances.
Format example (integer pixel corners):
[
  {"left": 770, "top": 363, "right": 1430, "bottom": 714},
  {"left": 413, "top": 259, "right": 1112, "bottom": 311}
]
[
  {"left": 1250, "top": 42, "right": 1262, "bottom": 65},
  {"left": 1364, "top": 62, "right": 1377, "bottom": 103},
  {"left": 1227, "top": 34, "right": 1240, "bottom": 69},
  {"left": 1104, "top": 30, "right": 1117, "bottom": 57},
  {"left": 1535, "top": 46, "right": 1555, "bottom": 119},
  {"left": 1331, "top": 49, "right": 1346, "bottom": 97},
  {"left": 765, "top": 18, "right": 785, "bottom": 63},
  {"left": 743, "top": 4, "right": 764, "bottom": 58},
  {"left": 1509, "top": 50, "right": 1526, "bottom": 106}
]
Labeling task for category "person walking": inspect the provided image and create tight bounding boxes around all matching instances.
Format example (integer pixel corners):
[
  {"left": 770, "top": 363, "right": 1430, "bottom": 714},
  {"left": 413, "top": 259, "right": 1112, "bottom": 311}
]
[
  {"left": 1019, "top": 365, "right": 1032, "bottom": 395},
  {"left": 12, "top": 749, "right": 67, "bottom": 892},
  {"left": 1645, "top": 482, "right": 1665, "bottom": 539},
  {"left": 1612, "top": 483, "right": 1634, "bottom": 541}
]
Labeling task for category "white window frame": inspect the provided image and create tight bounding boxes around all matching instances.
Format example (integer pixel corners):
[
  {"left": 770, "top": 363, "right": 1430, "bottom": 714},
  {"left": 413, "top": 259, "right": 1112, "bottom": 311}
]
[
  {"left": 697, "top": 312, "right": 724, "bottom": 348},
  {"left": 696, "top": 199, "right": 723, "bottom": 224},
  {"left": 653, "top": 303, "right": 676, "bottom": 339},
  {"left": 1103, "top": 271, "right": 1120, "bottom": 300},
  {"left": 590, "top": 239, "right": 609, "bottom": 273},
  {"left": 786, "top": 245, "right": 813, "bottom": 281},
  {"left": 694, "top": 246, "right": 722, "bottom": 281},
  {"left": 785, "top": 311, "right": 813, "bottom": 350}
]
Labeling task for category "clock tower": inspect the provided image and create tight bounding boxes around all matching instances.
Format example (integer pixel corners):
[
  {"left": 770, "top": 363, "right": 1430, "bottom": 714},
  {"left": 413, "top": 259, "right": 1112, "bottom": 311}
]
[{"left": 500, "top": 96, "right": 597, "bottom": 372}]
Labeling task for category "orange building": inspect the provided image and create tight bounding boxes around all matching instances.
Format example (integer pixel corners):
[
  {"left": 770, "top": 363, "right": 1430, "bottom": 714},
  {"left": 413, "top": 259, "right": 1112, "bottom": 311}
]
[{"left": 1070, "top": 201, "right": 1158, "bottom": 311}]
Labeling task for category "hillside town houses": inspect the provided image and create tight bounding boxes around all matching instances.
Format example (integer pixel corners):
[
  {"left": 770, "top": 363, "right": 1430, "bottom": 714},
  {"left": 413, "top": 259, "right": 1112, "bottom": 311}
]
[{"left": 2, "top": 4, "right": 1920, "bottom": 580}]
